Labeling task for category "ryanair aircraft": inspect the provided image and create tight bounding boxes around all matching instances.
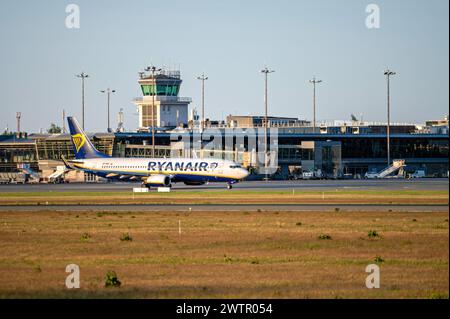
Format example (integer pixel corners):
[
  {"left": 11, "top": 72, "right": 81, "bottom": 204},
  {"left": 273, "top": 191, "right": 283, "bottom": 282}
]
[{"left": 63, "top": 117, "right": 249, "bottom": 189}]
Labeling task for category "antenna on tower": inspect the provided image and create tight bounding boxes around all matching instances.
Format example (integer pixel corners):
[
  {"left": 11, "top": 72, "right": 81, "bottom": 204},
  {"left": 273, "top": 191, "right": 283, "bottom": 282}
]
[
  {"left": 16, "top": 112, "right": 21, "bottom": 134},
  {"left": 117, "top": 108, "right": 124, "bottom": 132}
]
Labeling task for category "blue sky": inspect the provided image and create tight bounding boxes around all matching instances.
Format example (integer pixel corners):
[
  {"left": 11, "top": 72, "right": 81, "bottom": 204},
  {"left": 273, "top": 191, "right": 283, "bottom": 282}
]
[{"left": 0, "top": 0, "right": 448, "bottom": 132}]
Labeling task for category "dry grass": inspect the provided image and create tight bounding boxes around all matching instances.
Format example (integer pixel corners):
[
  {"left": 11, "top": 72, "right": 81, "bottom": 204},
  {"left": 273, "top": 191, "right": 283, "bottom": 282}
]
[{"left": 0, "top": 209, "right": 448, "bottom": 299}]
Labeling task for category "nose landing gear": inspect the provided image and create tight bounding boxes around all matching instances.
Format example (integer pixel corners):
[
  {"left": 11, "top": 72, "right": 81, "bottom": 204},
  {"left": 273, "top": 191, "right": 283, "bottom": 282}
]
[{"left": 227, "top": 183, "right": 233, "bottom": 190}]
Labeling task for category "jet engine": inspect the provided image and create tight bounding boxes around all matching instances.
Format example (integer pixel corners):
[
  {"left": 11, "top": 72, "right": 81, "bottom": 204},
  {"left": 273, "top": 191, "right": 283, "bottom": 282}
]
[{"left": 145, "top": 174, "right": 171, "bottom": 187}]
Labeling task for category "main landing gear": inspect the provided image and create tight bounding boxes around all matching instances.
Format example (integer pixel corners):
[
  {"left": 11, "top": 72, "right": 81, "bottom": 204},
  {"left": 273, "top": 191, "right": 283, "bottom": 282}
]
[{"left": 227, "top": 183, "right": 233, "bottom": 190}]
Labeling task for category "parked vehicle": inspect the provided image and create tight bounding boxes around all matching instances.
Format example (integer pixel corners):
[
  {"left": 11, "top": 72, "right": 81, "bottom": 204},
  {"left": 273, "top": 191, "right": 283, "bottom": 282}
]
[
  {"left": 410, "top": 170, "right": 426, "bottom": 178},
  {"left": 364, "top": 172, "right": 379, "bottom": 179},
  {"left": 302, "top": 171, "right": 314, "bottom": 180}
]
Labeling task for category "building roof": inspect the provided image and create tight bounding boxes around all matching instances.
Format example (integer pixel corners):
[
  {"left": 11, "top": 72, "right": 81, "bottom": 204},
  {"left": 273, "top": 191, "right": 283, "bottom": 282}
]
[
  {"left": 0, "top": 137, "right": 36, "bottom": 144},
  {"left": 27, "top": 133, "right": 115, "bottom": 141}
]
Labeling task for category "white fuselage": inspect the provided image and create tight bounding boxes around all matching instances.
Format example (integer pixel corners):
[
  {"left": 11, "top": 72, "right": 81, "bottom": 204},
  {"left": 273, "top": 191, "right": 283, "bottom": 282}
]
[{"left": 69, "top": 157, "right": 249, "bottom": 183}]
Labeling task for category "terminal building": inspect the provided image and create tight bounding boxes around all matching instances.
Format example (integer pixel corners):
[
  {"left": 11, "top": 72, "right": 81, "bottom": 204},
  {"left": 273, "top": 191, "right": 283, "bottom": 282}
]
[
  {"left": 0, "top": 69, "right": 448, "bottom": 182},
  {"left": 1, "top": 119, "right": 447, "bottom": 182}
]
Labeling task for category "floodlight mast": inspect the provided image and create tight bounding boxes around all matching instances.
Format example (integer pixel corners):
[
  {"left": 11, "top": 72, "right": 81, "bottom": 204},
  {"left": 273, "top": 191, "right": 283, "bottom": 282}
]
[
  {"left": 261, "top": 67, "right": 275, "bottom": 180},
  {"left": 309, "top": 77, "right": 322, "bottom": 131},
  {"left": 384, "top": 69, "right": 396, "bottom": 167},
  {"left": 101, "top": 88, "right": 116, "bottom": 133},
  {"left": 76, "top": 72, "right": 89, "bottom": 130},
  {"left": 197, "top": 73, "right": 208, "bottom": 133}
]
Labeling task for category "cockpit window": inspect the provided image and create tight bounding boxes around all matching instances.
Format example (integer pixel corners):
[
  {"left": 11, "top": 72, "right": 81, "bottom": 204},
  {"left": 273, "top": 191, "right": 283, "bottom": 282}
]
[{"left": 230, "top": 165, "right": 242, "bottom": 169}]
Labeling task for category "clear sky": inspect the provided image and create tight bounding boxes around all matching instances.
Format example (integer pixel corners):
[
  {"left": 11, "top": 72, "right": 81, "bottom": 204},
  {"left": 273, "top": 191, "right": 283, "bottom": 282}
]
[{"left": 0, "top": 0, "right": 448, "bottom": 132}]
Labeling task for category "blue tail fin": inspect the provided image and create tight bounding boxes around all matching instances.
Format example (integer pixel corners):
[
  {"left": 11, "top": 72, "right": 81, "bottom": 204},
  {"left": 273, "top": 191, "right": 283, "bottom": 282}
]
[{"left": 67, "top": 117, "right": 109, "bottom": 159}]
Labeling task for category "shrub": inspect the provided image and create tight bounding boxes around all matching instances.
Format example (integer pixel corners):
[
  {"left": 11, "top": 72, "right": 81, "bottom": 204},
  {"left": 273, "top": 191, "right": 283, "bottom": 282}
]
[
  {"left": 120, "top": 233, "right": 133, "bottom": 242},
  {"left": 104, "top": 271, "right": 121, "bottom": 288},
  {"left": 368, "top": 230, "right": 381, "bottom": 239},
  {"left": 334, "top": 208, "right": 340, "bottom": 212},
  {"left": 429, "top": 292, "right": 448, "bottom": 299},
  {"left": 80, "top": 232, "right": 91, "bottom": 242},
  {"left": 374, "top": 256, "right": 384, "bottom": 263},
  {"left": 296, "top": 222, "right": 303, "bottom": 226},
  {"left": 318, "top": 234, "right": 332, "bottom": 240}
]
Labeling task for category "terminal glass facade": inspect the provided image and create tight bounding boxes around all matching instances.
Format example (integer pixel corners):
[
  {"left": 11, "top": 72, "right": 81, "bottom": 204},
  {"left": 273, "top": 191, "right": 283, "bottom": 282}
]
[
  {"left": 340, "top": 137, "right": 449, "bottom": 159},
  {"left": 0, "top": 142, "right": 38, "bottom": 172},
  {"left": 34, "top": 135, "right": 114, "bottom": 161}
]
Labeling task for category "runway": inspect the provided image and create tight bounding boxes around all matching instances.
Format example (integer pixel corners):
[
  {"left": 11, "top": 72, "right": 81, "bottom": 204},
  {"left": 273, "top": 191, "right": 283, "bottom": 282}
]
[
  {"left": 0, "top": 179, "right": 447, "bottom": 212},
  {"left": 0, "top": 178, "right": 448, "bottom": 193},
  {"left": 0, "top": 203, "right": 448, "bottom": 212}
]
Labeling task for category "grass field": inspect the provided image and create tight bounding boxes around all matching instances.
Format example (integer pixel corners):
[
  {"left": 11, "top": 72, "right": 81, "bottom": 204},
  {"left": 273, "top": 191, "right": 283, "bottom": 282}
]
[
  {"left": 0, "top": 209, "right": 448, "bottom": 299},
  {"left": 0, "top": 189, "right": 448, "bottom": 205}
]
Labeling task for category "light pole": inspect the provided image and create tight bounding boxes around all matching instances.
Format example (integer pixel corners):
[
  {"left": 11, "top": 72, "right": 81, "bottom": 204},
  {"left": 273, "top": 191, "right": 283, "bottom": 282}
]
[
  {"left": 197, "top": 73, "right": 208, "bottom": 132},
  {"left": 100, "top": 88, "right": 116, "bottom": 133},
  {"left": 76, "top": 72, "right": 89, "bottom": 130},
  {"left": 261, "top": 67, "right": 275, "bottom": 179},
  {"left": 309, "top": 77, "right": 322, "bottom": 131},
  {"left": 384, "top": 69, "right": 396, "bottom": 167},
  {"left": 145, "top": 66, "right": 161, "bottom": 158}
]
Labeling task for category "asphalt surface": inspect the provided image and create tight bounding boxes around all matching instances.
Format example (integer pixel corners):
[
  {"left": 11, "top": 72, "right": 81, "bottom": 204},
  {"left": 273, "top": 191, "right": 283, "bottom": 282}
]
[
  {"left": 0, "top": 203, "right": 447, "bottom": 212},
  {"left": 0, "top": 178, "right": 448, "bottom": 193}
]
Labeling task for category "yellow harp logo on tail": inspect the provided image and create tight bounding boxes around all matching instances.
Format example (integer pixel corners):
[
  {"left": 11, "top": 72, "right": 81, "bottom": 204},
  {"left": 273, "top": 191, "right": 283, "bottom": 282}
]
[{"left": 71, "top": 134, "right": 86, "bottom": 153}]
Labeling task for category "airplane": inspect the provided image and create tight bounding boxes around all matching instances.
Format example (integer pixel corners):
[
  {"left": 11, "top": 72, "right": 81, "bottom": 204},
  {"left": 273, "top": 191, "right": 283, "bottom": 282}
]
[{"left": 62, "top": 117, "right": 249, "bottom": 189}]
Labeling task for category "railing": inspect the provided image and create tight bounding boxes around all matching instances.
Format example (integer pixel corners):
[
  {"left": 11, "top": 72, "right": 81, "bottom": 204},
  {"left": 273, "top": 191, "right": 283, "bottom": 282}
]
[
  {"left": 223, "top": 120, "right": 420, "bottom": 129},
  {"left": 316, "top": 120, "right": 419, "bottom": 127},
  {"left": 133, "top": 96, "right": 192, "bottom": 103}
]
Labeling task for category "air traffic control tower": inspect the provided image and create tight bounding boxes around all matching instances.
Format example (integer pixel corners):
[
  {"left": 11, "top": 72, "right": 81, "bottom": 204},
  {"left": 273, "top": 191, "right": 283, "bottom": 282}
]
[{"left": 133, "top": 68, "right": 191, "bottom": 129}]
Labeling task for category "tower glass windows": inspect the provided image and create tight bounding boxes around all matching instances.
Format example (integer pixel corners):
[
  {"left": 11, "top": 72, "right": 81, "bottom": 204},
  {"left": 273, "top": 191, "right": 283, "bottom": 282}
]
[{"left": 141, "top": 84, "right": 180, "bottom": 96}]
